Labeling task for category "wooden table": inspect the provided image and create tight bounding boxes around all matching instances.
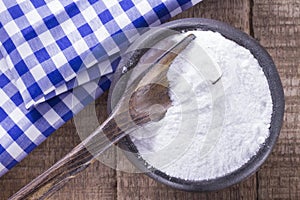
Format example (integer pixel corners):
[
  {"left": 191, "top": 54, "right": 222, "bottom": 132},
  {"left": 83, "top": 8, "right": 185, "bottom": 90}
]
[{"left": 1, "top": 0, "right": 299, "bottom": 199}]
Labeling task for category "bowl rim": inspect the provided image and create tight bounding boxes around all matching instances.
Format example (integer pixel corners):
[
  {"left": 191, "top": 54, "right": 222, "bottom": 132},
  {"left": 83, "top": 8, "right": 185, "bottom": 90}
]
[{"left": 107, "top": 18, "right": 285, "bottom": 192}]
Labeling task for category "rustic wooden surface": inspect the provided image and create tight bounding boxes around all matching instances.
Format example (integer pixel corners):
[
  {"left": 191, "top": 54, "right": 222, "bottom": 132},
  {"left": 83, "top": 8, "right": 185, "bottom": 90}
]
[
  {"left": 0, "top": 0, "right": 299, "bottom": 199},
  {"left": 253, "top": 1, "right": 300, "bottom": 199}
]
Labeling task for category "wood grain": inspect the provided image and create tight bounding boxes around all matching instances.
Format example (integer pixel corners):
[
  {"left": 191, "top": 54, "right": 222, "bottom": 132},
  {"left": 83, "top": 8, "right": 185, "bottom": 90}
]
[
  {"left": 172, "top": 0, "right": 251, "bottom": 33},
  {"left": 1, "top": 0, "right": 299, "bottom": 199},
  {"left": 252, "top": 1, "right": 300, "bottom": 199}
]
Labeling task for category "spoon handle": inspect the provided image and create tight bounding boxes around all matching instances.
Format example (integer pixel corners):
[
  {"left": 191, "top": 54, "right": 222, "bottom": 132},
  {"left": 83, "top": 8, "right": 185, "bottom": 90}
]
[
  {"left": 9, "top": 108, "right": 132, "bottom": 200},
  {"left": 10, "top": 33, "right": 196, "bottom": 200}
]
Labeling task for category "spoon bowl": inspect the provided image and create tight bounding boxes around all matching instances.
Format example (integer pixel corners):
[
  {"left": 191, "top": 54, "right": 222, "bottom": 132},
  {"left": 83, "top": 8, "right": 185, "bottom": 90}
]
[{"left": 9, "top": 33, "right": 196, "bottom": 200}]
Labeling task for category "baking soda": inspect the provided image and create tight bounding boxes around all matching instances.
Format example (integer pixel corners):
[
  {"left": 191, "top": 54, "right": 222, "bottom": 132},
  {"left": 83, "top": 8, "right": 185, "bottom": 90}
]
[{"left": 129, "top": 31, "right": 273, "bottom": 181}]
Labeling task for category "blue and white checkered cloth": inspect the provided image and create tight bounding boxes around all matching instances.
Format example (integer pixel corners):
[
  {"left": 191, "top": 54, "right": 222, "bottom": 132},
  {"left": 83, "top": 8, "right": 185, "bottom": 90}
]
[{"left": 0, "top": 0, "right": 202, "bottom": 177}]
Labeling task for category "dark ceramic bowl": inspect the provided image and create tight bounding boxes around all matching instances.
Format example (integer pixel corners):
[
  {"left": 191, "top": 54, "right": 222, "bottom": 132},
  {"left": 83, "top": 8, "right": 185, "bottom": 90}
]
[{"left": 107, "top": 18, "right": 285, "bottom": 192}]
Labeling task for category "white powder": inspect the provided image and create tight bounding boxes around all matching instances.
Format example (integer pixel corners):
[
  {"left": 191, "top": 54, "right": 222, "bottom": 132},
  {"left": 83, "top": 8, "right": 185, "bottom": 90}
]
[{"left": 129, "top": 31, "right": 273, "bottom": 181}]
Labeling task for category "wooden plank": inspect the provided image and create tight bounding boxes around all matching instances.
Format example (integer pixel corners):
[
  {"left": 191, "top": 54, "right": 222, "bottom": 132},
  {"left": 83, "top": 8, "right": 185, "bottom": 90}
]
[
  {"left": 0, "top": 92, "right": 117, "bottom": 200},
  {"left": 6, "top": 1, "right": 299, "bottom": 199},
  {"left": 172, "top": 0, "right": 251, "bottom": 33},
  {"left": 116, "top": 1, "right": 258, "bottom": 200},
  {"left": 252, "top": 1, "right": 300, "bottom": 199}
]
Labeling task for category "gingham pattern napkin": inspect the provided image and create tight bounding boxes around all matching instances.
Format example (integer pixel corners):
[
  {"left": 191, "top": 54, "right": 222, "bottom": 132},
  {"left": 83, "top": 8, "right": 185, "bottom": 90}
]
[{"left": 0, "top": 0, "right": 202, "bottom": 177}]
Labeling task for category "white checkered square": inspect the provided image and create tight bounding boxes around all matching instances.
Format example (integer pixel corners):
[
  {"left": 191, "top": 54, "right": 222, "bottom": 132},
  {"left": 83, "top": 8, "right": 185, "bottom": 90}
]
[
  {"left": 102, "top": 0, "right": 119, "bottom": 10},
  {"left": 114, "top": 12, "right": 132, "bottom": 29},
  {"left": 76, "top": 70, "right": 89, "bottom": 86},
  {"left": 72, "top": 38, "right": 90, "bottom": 58},
  {"left": 10, "top": 108, "right": 25, "bottom": 123},
  {"left": 17, "top": 42, "right": 33, "bottom": 59},
  {"left": 30, "top": 64, "right": 47, "bottom": 82},
  {"left": 60, "top": 19, "right": 78, "bottom": 36},
  {"left": 46, "top": 0, "right": 64, "bottom": 15},
  {"left": 38, "top": 31, "right": 57, "bottom": 48},
  {"left": 25, "top": 125, "right": 45, "bottom": 144},
  {"left": 51, "top": 51, "right": 68, "bottom": 71},
  {"left": 95, "top": 26, "right": 110, "bottom": 42},
  {"left": 4, "top": 20, "right": 20, "bottom": 37},
  {"left": 6, "top": 142, "right": 24, "bottom": 160},
  {"left": 25, "top": 9, "right": 43, "bottom": 26},
  {"left": 135, "top": 1, "right": 153, "bottom": 16},
  {"left": 43, "top": 109, "right": 62, "bottom": 126},
  {"left": 81, "top": 5, "right": 98, "bottom": 25}
]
